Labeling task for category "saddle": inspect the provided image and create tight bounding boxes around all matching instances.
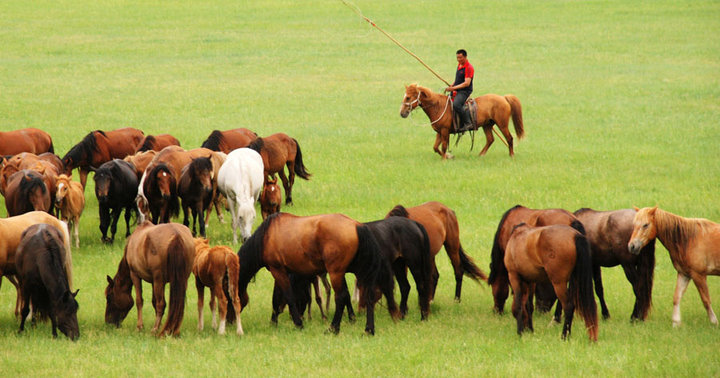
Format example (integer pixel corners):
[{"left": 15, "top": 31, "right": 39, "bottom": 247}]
[{"left": 452, "top": 97, "right": 478, "bottom": 134}]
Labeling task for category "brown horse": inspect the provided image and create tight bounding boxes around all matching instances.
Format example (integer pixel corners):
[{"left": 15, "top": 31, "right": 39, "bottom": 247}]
[
  {"left": 1, "top": 153, "right": 61, "bottom": 207},
  {"left": 629, "top": 206, "right": 720, "bottom": 327},
  {"left": 505, "top": 223, "right": 598, "bottom": 341},
  {"left": 62, "top": 127, "right": 144, "bottom": 189},
  {"left": 399, "top": 84, "right": 524, "bottom": 159},
  {"left": 135, "top": 134, "right": 181, "bottom": 153},
  {"left": 574, "top": 208, "right": 656, "bottom": 321},
  {"left": 123, "top": 150, "right": 157, "bottom": 179},
  {"left": 201, "top": 128, "right": 257, "bottom": 153},
  {"left": 178, "top": 157, "right": 214, "bottom": 237},
  {"left": 4, "top": 170, "right": 51, "bottom": 216},
  {"left": 143, "top": 163, "right": 179, "bottom": 224},
  {"left": 55, "top": 174, "right": 85, "bottom": 248},
  {"left": 192, "top": 238, "right": 243, "bottom": 335},
  {"left": 0, "top": 128, "right": 54, "bottom": 155},
  {"left": 386, "top": 202, "right": 487, "bottom": 302},
  {"left": 248, "top": 133, "right": 310, "bottom": 205},
  {"left": 259, "top": 177, "right": 281, "bottom": 220},
  {"left": 105, "top": 221, "right": 195, "bottom": 337},
  {"left": 488, "top": 205, "right": 585, "bottom": 315},
  {"left": 237, "top": 212, "right": 400, "bottom": 335}
]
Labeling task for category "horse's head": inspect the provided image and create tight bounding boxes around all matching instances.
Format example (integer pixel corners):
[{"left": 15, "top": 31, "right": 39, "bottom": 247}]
[
  {"left": 400, "top": 84, "right": 425, "bottom": 118},
  {"left": 20, "top": 172, "right": 49, "bottom": 212},
  {"left": 190, "top": 157, "right": 213, "bottom": 194},
  {"left": 260, "top": 178, "right": 281, "bottom": 220},
  {"left": 94, "top": 169, "right": 112, "bottom": 204},
  {"left": 628, "top": 206, "right": 658, "bottom": 255},
  {"left": 150, "top": 164, "right": 175, "bottom": 201},
  {"left": 104, "top": 275, "right": 133, "bottom": 327},
  {"left": 55, "top": 289, "right": 80, "bottom": 340},
  {"left": 55, "top": 174, "right": 71, "bottom": 206}
]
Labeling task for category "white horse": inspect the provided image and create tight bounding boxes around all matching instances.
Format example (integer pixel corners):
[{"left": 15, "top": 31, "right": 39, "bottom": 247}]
[{"left": 217, "top": 148, "right": 264, "bottom": 244}]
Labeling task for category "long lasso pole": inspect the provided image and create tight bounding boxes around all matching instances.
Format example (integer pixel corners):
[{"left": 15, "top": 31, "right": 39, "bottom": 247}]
[{"left": 341, "top": 0, "right": 508, "bottom": 147}]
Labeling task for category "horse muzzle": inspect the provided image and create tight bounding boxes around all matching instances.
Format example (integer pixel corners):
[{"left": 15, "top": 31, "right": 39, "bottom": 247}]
[{"left": 627, "top": 239, "right": 644, "bottom": 255}]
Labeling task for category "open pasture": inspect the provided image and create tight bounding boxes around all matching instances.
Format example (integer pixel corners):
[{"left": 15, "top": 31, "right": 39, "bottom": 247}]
[{"left": 1, "top": 0, "right": 719, "bottom": 375}]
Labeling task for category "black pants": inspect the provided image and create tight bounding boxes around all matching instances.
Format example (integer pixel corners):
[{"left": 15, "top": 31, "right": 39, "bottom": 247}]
[{"left": 453, "top": 91, "right": 471, "bottom": 129}]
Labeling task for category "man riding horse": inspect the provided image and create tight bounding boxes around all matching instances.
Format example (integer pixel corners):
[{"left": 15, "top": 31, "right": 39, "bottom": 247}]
[{"left": 444, "top": 49, "right": 474, "bottom": 133}]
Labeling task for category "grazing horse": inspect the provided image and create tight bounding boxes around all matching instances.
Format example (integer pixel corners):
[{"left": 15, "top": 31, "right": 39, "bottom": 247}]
[
  {"left": 4, "top": 170, "right": 51, "bottom": 216},
  {"left": 55, "top": 174, "right": 85, "bottom": 248},
  {"left": 387, "top": 202, "right": 487, "bottom": 302},
  {"left": 399, "top": 84, "right": 524, "bottom": 159},
  {"left": 16, "top": 224, "right": 79, "bottom": 340},
  {"left": 105, "top": 221, "right": 195, "bottom": 337},
  {"left": 135, "top": 134, "right": 181, "bottom": 153},
  {"left": 62, "top": 127, "right": 144, "bottom": 189},
  {"left": 217, "top": 148, "right": 264, "bottom": 244},
  {"left": 489, "top": 205, "right": 585, "bottom": 316},
  {"left": 505, "top": 223, "right": 598, "bottom": 341},
  {"left": 259, "top": 177, "right": 281, "bottom": 220},
  {"left": 192, "top": 238, "right": 243, "bottom": 335},
  {"left": 94, "top": 160, "right": 138, "bottom": 243},
  {"left": 123, "top": 150, "right": 157, "bottom": 179},
  {"left": 629, "top": 206, "right": 720, "bottom": 327},
  {"left": 237, "top": 212, "right": 400, "bottom": 335},
  {"left": 179, "top": 157, "right": 214, "bottom": 237},
  {"left": 0, "top": 128, "right": 54, "bottom": 155},
  {"left": 248, "top": 133, "right": 310, "bottom": 205},
  {"left": 270, "top": 274, "right": 331, "bottom": 322},
  {"left": 201, "top": 128, "right": 257, "bottom": 153},
  {"left": 574, "top": 208, "right": 656, "bottom": 321}
]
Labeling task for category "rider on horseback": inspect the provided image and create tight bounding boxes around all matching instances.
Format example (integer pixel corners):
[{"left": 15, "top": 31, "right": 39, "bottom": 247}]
[{"left": 444, "top": 49, "right": 474, "bottom": 133}]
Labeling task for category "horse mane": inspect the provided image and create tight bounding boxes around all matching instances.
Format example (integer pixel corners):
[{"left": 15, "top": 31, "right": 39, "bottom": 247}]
[
  {"left": 387, "top": 204, "right": 409, "bottom": 218},
  {"left": 137, "top": 135, "right": 156, "bottom": 152},
  {"left": 19, "top": 171, "right": 47, "bottom": 194},
  {"left": 654, "top": 208, "right": 710, "bottom": 252},
  {"left": 200, "top": 130, "right": 223, "bottom": 151},
  {"left": 574, "top": 208, "right": 593, "bottom": 216},
  {"left": 189, "top": 156, "right": 213, "bottom": 174},
  {"left": 237, "top": 212, "right": 279, "bottom": 281},
  {"left": 62, "top": 131, "right": 101, "bottom": 164},
  {"left": 488, "top": 205, "right": 523, "bottom": 285},
  {"left": 247, "top": 137, "right": 264, "bottom": 153}
]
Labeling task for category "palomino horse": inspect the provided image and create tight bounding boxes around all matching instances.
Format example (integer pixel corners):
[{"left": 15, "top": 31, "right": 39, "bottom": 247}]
[
  {"left": 201, "top": 128, "right": 257, "bottom": 153},
  {"left": 179, "top": 157, "right": 214, "bottom": 237},
  {"left": 55, "top": 174, "right": 85, "bottom": 248},
  {"left": 94, "top": 160, "right": 138, "bottom": 243},
  {"left": 62, "top": 127, "right": 144, "bottom": 189},
  {"left": 105, "top": 221, "right": 195, "bottom": 337},
  {"left": 629, "top": 206, "right": 720, "bottom": 327},
  {"left": 192, "top": 238, "right": 243, "bottom": 335},
  {"left": 4, "top": 170, "right": 51, "bottom": 216},
  {"left": 259, "top": 177, "right": 281, "bottom": 220},
  {"left": 237, "top": 212, "right": 400, "bottom": 335},
  {"left": 399, "top": 84, "right": 524, "bottom": 159},
  {"left": 505, "top": 224, "right": 598, "bottom": 341},
  {"left": 217, "top": 148, "right": 264, "bottom": 244},
  {"left": 0, "top": 128, "right": 54, "bottom": 155},
  {"left": 248, "top": 133, "right": 310, "bottom": 205},
  {"left": 574, "top": 208, "right": 656, "bottom": 321},
  {"left": 489, "top": 205, "right": 585, "bottom": 316},
  {"left": 387, "top": 202, "right": 487, "bottom": 302},
  {"left": 16, "top": 224, "right": 79, "bottom": 340},
  {"left": 135, "top": 134, "right": 181, "bottom": 153}
]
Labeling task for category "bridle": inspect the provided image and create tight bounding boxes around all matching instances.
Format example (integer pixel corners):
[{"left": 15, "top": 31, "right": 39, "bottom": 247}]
[{"left": 403, "top": 89, "right": 451, "bottom": 125}]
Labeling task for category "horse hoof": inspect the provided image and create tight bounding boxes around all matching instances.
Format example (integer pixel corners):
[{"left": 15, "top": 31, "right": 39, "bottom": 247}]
[
  {"left": 364, "top": 328, "right": 375, "bottom": 336},
  {"left": 326, "top": 326, "right": 339, "bottom": 335}
]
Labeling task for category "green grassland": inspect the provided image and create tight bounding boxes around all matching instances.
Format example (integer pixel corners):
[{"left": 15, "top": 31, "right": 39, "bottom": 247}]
[{"left": 1, "top": 0, "right": 719, "bottom": 376}]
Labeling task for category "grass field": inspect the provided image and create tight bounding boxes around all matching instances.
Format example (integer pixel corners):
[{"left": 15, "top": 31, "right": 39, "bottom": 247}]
[{"left": 1, "top": 0, "right": 719, "bottom": 376}]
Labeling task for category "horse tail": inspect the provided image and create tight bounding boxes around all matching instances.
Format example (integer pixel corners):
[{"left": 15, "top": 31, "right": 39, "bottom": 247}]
[
  {"left": 48, "top": 141, "right": 55, "bottom": 154},
  {"left": 160, "top": 235, "right": 190, "bottom": 336},
  {"left": 569, "top": 233, "right": 598, "bottom": 341},
  {"left": 570, "top": 219, "right": 586, "bottom": 235},
  {"left": 57, "top": 219, "right": 74, "bottom": 291},
  {"left": 459, "top": 244, "right": 488, "bottom": 282},
  {"left": 224, "top": 252, "right": 241, "bottom": 324},
  {"left": 355, "top": 224, "right": 398, "bottom": 319},
  {"left": 504, "top": 95, "right": 524, "bottom": 139},
  {"left": 292, "top": 138, "right": 311, "bottom": 180},
  {"left": 386, "top": 204, "right": 409, "bottom": 218},
  {"left": 635, "top": 239, "right": 656, "bottom": 320},
  {"left": 415, "top": 221, "right": 433, "bottom": 316},
  {"left": 488, "top": 206, "right": 521, "bottom": 285},
  {"left": 236, "top": 212, "right": 278, "bottom": 308}
]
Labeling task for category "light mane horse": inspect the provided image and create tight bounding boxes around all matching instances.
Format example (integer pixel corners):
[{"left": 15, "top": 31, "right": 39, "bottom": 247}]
[{"left": 629, "top": 206, "right": 720, "bottom": 327}]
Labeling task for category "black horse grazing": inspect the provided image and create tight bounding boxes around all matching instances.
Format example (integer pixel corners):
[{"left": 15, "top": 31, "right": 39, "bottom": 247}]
[
  {"left": 178, "top": 157, "right": 214, "bottom": 237},
  {"left": 16, "top": 224, "right": 79, "bottom": 340},
  {"left": 93, "top": 159, "right": 138, "bottom": 244},
  {"left": 143, "top": 163, "right": 179, "bottom": 224}
]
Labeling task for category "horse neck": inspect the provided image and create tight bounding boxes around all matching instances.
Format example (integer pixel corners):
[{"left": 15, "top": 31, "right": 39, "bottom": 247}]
[
  {"left": 654, "top": 208, "right": 697, "bottom": 259},
  {"left": 419, "top": 91, "right": 452, "bottom": 126},
  {"left": 113, "top": 255, "right": 133, "bottom": 292}
]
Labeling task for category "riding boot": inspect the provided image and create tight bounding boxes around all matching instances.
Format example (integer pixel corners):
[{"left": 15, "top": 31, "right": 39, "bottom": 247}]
[{"left": 458, "top": 108, "right": 473, "bottom": 133}]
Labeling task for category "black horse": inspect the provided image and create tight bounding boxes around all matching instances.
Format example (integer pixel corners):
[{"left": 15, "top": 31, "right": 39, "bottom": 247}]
[
  {"left": 93, "top": 159, "right": 138, "bottom": 243},
  {"left": 178, "top": 157, "right": 213, "bottom": 237},
  {"left": 16, "top": 224, "right": 79, "bottom": 340}
]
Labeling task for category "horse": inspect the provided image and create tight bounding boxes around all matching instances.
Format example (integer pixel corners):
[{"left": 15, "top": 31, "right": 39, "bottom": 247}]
[
  {"left": 105, "top": 221, "right": 195, "bottom": 337},
  {"left": 248, "top": 133, "right": 310, "bottom": 205},
  {"left": 62, "top": 127, "right": 144, "bottom": 189},
  {"left": 259, "top": 177, "right": 281, "bottom": 220},
  {"left": 217, "top": 148, "right": 264, "bottom": 244},
  {"left": 0, "top": 128, "right": 54, "bottom": 156},
  {"left": 93, "top": 159, "right": 139, "bottom": 243},
  {"left": 1, "top": 155, "right": 60, "bottom": 212},
  {"left": 123, "top": 150, "right": 157, "bottom": 179},
  {"left": 178, "top": 157, "right": 214, "bottom": 237},
  {"left": 4, "top": 170, "right": 51, "bottom": 216},
  {"left": 574, "top": 208, "right": 656, "bottom": 321},
  {"left": 505, "top": 223, "right": 598, "bottom": 341},
  {"left": 386, "top": 202, "right": 487, "bottom": 302},
  {"left": 270, "top": 273, "right": 331, "bottom": 323},
  {"left": 135, "top": 134, "right": 181, "bottom": 153},
  {"left": 399, "top": 84, "right": 524, "bottom": 159},
  {"left": 201, "top": 128, "right": 257, "bottom": 153},
  {"left": 16, "top": 224, "right": 79, "bottom": 340},
  {"left": 629, "top": 206, "right": 720, "bottom": 327},
  {"left": 142, "top": 163, "right": 179, "bottom": 224},
  {"left": 237, "top": 212, "right": 400, "bottom": 335},
  {"left": 488, "top": 205, "right": 585, "bottom": 316},
  {"left": 55, "top": 174, "right": 85, "bottom": 248},
  {"left": 192, "top": 238, "right": 243, "bottom": 335}
]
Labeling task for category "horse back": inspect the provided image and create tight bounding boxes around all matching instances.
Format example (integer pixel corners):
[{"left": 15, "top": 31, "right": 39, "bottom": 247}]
[
  {"left": 574, "top": 208, "right": 637, "bottom": 266},
  {"left": 126, "top": 222, "right": 194, "bottom": 282},
  {"left": 404, "top": 202, "right": 449, "bottom": 255},
  {"left": 105, "top": 128, "right": 145, "bottom": 157}
]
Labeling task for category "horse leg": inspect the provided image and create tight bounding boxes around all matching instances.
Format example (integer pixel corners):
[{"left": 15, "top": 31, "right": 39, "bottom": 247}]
[
  {"left": 270, "top": 281, "right": 285, "bottom": 324},
  {"left": 689, "top": 272, "right": 718, "bottom": 325},
  {"left": 672, "top": 273, "right": 691, "bottom": 327},
  {"left": 445, "top": 243, "right": 464, "bottom": 303},
  {"left": 430, "top": 259, "right": 439, "bottom": 302},
  {"left": 226, "top": 196, "right": 239, "bottom": 244},
  {"left": 495, "top": 119, "right": 515, "bottom": 157},
  {"left": 620, "top": 263, "right": 642, "bottom": 321},
  {"left": 197, "top": 203, "right": 207, "bottom": 238},
  {"left": 110, "top": 207, "right": 121, "bottom": 243},
  {"left": 181, "top": 203, "right": 190, "bottom": 230},
  {"left": 592, "top": 264, "right": 610, "bottom": 319},
  {"left": 124, "top": 206, "right": 133, "bottom": 237},
  {"left": 18, "top": 286, "right": 31, "bottom": 333},
  {"left": 213, "top": 282, "right": 229, "bottom": 335},
  {"left": 151, "top": 278, "right": 167, "bottom": 335},
  {"left": 433, "top": 133, "right": 443, "bottom": 157},
  {"left": 553, "top": 282, "right": 573, "bottom": 340},
  {"left": 195, "top": 276, "right": 205, "bottom": 331},
  {"left": 79, "top": 168, "right": 89, "bottom": 190},
  {"left": 478, "top": 126, "right": 494, "bottom": 156},
  {"left": 279, "top": 170, "right": 292, "bottom": 205},
  {"left": 73, "top": 217, "right": 80, "bottom": 248},
  {"left": 394, "top": 262, "right": 410, "bottom": 320},
  {"left": 269, "top": 268, "right": 303, "bottom": 329},
  {"left": 312, "top": 276, "right": 326, "bottom": 320},
  {"left": 440, "top": 128, "right": 453, "bottom": 160},
  {"left": 328, "top": 273, "right": 349, "bottom": 334},
  {"left": 492, "top": 274, "right": 510, "bottom": 314},
  {"left": 527, "top": 283, "right": 536, "bottom": 332},
  {"left": 130, "top": 272, "right": 144, "bottom": 331},
  {"left": 508, "top": 273, "right": 524, "bottom": 335},
  {"left": 321, "top": 274, "right": 331, "bottom": 314},
  {"left": 407, "top": 260, "right": 430, "bottom": 320}
]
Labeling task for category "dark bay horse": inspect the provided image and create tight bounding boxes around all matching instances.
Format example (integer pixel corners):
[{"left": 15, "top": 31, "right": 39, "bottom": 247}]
[
  {"left": 399, "top": 84, "right": 524, "bottom": 159},
  {"left": 105, "top": 221, "right": 195, "bottom": 337},
  {"left": 387, "top": 202, "right": 487, "bottom": 302},
  {"left": 94, "top": 159, "right": 138, "bottom": 243},
  {"left": 135, "top": 134, "right": 181, "bottom": 153},
  {"left": 16, "top": 224, "right": 79, "bottom": 340},
  {"left": 4, "top": 170, "right": 51, "bottom": 216},
  {"left": 237, "top": 212, "right": 399, "bottom": 335},
  {"left": 629, "top": 206, "right": 720, "bottom": 327},
  {"left": 259, "top": 177, "right": 281, "bottom": 220},
  {"left": 574, "top": 208, "right": 656, "bottom": 321},
  {"left": 201, "top": 128, "right": 257, "bottom": 153},
  {"left": 178, "top": 157, "right": 214, "bottom": 237},
  {"left": 248, "top": 133, "right": 310, "bottom": 205},
  {"left": 0, "top": 128, "right": 54, "bottom": 156},
  {"left": 143, "top": 163, "right": 179, "bottom": 224},
  {"left": 62, "top": 127, "right": 144, "bottom": 189},
  {"left": 505, "top": 223, "right": 598, "bottom": 341}
]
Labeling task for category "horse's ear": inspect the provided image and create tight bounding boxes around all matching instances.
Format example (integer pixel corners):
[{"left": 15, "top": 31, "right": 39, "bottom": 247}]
[
  {"left": 649, "top": 206, "right": 658, "bottom": 215},
  {"left": 106, "top": 275, "right": 114, "bottom": 287},
  {"left": 72, "top": 289, "right": 79, "bottom": 298},
  {"left": 633, "top": 206, "right": 640, "bottom": 211}
]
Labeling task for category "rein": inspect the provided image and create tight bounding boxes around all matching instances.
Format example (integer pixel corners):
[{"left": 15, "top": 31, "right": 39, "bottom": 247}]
[{"left": 405, "top": 91, "right": 451, "bottom": 125}]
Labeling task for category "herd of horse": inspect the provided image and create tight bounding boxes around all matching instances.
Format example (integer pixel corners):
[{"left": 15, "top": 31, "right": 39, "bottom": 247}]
[{"left": 0, "top": 125, "right": 719, "bottom": 342}]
